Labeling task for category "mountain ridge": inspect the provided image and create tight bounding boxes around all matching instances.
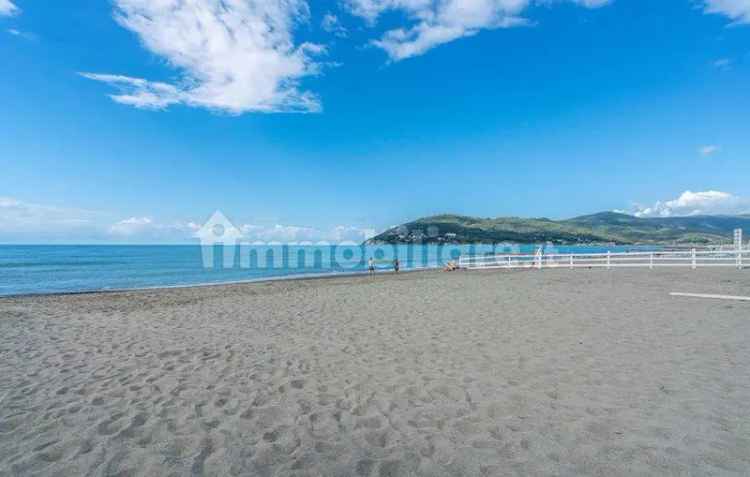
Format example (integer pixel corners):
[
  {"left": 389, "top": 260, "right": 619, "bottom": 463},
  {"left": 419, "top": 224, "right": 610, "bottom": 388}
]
[{"left": 367, "top": 212, "right": 750, "bottom": 245}]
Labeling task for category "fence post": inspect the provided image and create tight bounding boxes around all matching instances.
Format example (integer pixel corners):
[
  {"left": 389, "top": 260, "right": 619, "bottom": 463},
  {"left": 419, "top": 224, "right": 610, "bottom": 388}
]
[
  {"left": 649, "top": 253, "right": 654, "bottom": 270},
  {"left": 607, "top": 251, "right": 611, "bottom": 270},
  {"left": 692, "top": 248, "right": 697, "bottom": 270}
]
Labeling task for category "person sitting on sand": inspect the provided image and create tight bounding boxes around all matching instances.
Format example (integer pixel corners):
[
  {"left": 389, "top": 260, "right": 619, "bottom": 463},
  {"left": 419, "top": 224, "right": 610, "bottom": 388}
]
[{"left": 444, "top": 260, "right": 459, "bottom": 272}]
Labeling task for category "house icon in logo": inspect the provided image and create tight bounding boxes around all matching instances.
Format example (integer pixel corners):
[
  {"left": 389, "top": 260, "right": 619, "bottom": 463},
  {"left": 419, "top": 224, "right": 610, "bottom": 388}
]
[{"left": 195, "top": 210, "right": 243, "bottom": 268}]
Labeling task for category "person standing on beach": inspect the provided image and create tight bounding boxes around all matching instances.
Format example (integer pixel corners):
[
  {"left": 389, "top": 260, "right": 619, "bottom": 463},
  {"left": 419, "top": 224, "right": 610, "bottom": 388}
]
[
  {"left": 393, "top": 258, "right": 400, "bottom": 273},
  {"left": 368, "top": 257, "right": 375, "bottom": 275}
]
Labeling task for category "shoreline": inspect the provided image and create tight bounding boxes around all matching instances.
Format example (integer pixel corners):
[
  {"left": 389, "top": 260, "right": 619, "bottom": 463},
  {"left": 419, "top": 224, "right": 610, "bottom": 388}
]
[
  {"left": 0, "top": 265, "right": 438, "bottom": 300},
  {"left": 0, "top": 244, "right": 666, "bottom": 300}
]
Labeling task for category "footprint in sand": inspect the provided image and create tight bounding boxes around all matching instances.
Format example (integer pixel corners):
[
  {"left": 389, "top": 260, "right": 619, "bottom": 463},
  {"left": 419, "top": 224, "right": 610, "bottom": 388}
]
[
  {"left": 117, "top": 413, "right": 149, "bottom": 439},
  {"left": 200, "top": 418, "right": 221, "bottom": 431},
  {"left": 34, "top": 440, "right": 79, "bottom": 465},
  {"left": 214, "top": 397, "right": 228, "bottom": 408},
  {"left": 262, "top": 429, "right": 280, "bottom": 442},
  {"left": 97, "top": 412, "right": 126, "bottom": 436},
  {"left": 77, "top": 439, "right": 94, "bottom": 456},
  {"left": 34, "top": 446, "right": 64, "bottom": 464}
]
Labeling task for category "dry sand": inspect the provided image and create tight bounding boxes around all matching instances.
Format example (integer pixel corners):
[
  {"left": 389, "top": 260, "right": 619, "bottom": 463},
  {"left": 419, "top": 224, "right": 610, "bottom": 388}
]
[{"left": 1, "top": 269, "right": 749, "bottom": 476}]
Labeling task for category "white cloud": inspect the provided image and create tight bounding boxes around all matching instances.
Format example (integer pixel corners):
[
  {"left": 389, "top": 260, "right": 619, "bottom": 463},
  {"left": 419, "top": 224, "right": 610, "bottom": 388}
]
[
  {"left": 344, "top": 0, "right": 611, "bottom": 61},
  {"left": 330, "top": 225, "right": 377, "bottom": 242},
  {"left": 571, "top": 0, "right": 611, "bottom": 6},
  {"left": 322, "top": 13, "right": 349, "bottom": 37},
  {"left": 108, "top": 216, "right": 376, "bottom": 243},
  {"left": 0, "top": 197, "right": 96, "bottom": 229},
  {"left": 633, "top": 190, "right": 750, "bottom": 218},
  {"left": 80, "top": 74, "right": 184, "bottom": 110},
  {"left": 109, "top": 217, "right": 200, "bottom": 239},
  {"left": 241, "top": 223, "right": 320, "bottom": 242},
  {"left": 6, "top": 28, "right": 36, "bottom": 41},
  {"left": 0, "top": 197, "right": 377, "bottom": 243},
  {"left": 704, "top": 0, "right": 750, "bottom": 24},
  {"left": 108, "top": 217, "right": 155, "bottom": 236},
  {"left": 240, "top": 223, "right": 376, "bottom": 242},
  {"left": 699, "top": 145, "right": 721, "bottom": 156},
  {"left": 0, "top": 197, "right": 105, "bottom": 243},
  {"left": 82, "top": 0, "right": 324, "bottom": 114},
  {"left": 0, "top": 0, "right": 19, "bottom": 16}
]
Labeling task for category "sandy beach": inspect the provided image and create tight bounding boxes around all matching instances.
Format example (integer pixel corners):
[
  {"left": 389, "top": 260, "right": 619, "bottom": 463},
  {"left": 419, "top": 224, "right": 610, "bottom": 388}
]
[{"left": 1, "top": 268, "right": 749, "bottom": 476}]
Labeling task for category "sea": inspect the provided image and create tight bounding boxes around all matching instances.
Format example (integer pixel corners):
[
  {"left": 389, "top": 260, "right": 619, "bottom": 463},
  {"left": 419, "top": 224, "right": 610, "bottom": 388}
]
[{"left": 0, "top": 244, "right": 657, "bottom": 297}]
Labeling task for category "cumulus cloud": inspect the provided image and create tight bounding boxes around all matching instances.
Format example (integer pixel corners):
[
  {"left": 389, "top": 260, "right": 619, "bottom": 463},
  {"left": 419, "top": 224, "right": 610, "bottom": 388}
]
[
  {"left": 109, "top": 217, "right": 201, "bottom": 240},
  {"left": 699, "top": 145, "right": 721, "bottom": 156},
  {"left": 633, "top": 190, "right": 750, "bottom": 218},
  {"left": 704, "top": 0, "right": 750, "bottom": 24},
  {"left": 329, "top": 225, "right": 377, "bottom": 242},
  {"left": 82, "top": 0, "right": 324, "bottom": 114},
  {"left": 344, "top": 0, "right": 611, "bottom": 61},
  {"left": 0, "top": 0, "right": 19, "bottom": 16}
]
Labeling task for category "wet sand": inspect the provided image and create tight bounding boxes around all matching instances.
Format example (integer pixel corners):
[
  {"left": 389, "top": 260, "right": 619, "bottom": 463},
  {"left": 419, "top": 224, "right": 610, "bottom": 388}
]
[{"left": 1, "top": 268, "right": 749, "bottom": 476}]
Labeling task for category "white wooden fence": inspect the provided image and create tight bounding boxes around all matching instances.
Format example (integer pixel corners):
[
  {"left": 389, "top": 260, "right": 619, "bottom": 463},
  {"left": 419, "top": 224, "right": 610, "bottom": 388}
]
[{"left": 459, "top": 250, "right": 748, "bottom": 271}]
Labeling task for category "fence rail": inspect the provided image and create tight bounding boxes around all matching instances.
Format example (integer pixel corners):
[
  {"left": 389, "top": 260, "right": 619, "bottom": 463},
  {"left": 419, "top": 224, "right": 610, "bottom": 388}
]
[{"left": 458, "top": 249, "right": 748, "bottom": 270}]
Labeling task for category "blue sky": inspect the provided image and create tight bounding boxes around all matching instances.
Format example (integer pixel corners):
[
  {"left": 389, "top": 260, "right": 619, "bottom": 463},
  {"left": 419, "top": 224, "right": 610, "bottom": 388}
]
[{"left": 1, "top": 0, "right": 749, "bottom": 243}]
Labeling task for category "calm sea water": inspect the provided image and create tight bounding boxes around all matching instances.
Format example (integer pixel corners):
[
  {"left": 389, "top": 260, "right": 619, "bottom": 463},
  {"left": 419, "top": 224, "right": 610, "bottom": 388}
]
[{"left": 0, "top": 244, "right": 654, "bottom": 296}]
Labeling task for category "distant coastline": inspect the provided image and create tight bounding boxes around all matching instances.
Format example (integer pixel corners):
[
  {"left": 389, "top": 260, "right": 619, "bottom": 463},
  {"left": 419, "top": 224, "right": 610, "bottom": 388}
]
[{"left": 367, "top": 212, "right": 750, "bottom": 246}]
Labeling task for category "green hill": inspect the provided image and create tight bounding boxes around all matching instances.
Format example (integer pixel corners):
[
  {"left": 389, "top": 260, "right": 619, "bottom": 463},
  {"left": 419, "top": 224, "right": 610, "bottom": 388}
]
[{"left": 367, "top": 212, "right": 750, "bottom": 245}]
